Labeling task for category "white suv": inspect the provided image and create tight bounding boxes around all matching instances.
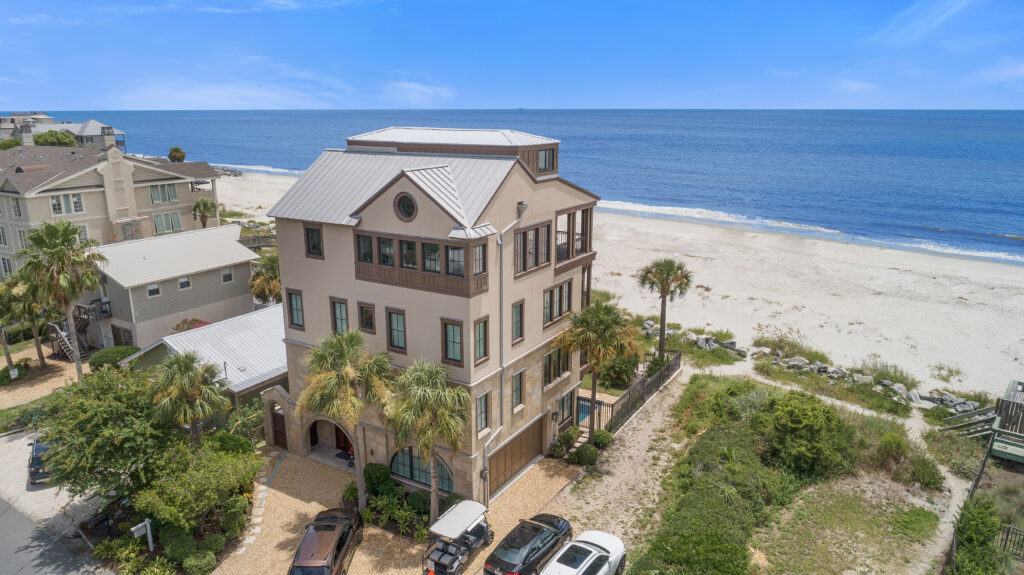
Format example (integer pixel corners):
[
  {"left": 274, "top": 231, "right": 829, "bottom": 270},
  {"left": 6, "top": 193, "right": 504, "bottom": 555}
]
[{"left": 538, "top": 531, "right": 626, "bottom": 575}]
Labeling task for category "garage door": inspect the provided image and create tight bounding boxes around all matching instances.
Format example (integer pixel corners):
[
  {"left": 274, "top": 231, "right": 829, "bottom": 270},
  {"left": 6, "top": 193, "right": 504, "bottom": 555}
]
[{"left": 488, "top": 417, "right": 544, "bottom": 494}]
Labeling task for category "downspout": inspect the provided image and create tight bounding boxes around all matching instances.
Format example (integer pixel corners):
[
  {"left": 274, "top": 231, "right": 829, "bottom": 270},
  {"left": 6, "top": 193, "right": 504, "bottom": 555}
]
[{"left": 482, "top": 201, "right": 527, "bottom": 508}]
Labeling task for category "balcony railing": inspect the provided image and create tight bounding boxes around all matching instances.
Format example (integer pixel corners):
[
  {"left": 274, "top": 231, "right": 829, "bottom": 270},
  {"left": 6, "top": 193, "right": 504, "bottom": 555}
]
[{"left": 556, "top": 231, "right": 590, "bottom": 263}]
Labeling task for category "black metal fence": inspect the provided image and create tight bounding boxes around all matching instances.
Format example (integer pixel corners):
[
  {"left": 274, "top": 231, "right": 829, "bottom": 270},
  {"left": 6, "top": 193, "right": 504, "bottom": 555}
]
[
  {"left": 576, "top": 351, "right": 682, "bottom": 434},
  {"left": 999, "top": 525, "right": 1024, "bottom": 560}
]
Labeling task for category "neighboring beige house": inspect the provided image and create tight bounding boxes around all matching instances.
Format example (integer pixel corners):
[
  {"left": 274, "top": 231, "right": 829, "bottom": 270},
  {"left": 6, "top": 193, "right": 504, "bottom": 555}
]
[
  {"left": 263, "top": 127, "right": 597, "bottom": 504},
  {"left": 0, "top": 144, "right": 220, "bottom": 278},
  {"left": 126, "top": 304, "right": 288, "bottom": 408},
  {"left": 75, "top": 225, "right": 259, "bottom": 351},
  {"left": 0, "top": 112, "right": 126, "bottom": 150}
]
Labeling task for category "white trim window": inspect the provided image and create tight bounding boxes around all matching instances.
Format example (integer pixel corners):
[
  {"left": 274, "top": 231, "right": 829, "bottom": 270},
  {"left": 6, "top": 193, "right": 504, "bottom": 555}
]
[
  {"left": 77, "top": 225, "right": 88, "bottom": 241},
  {"left": 10, "top": 197, "right": 22, "bottom": 218},
  {"left": 17, "top": 229, "right": 28, "bottom": 250},
  {"left": 221, "top": 266, "right": 233, "bottom": 283},
  {"left": 153, "top": 211, "right": 182, "bottom": 234},
  {"left": 146, "top": 283, "right": 161, "bottom": 297},
  {"left": 0, "top": 226, "right": 7, "bottom": 247},
  {"left": 1, "top": 257, "right": 13, "bottom": 278},
  {"left": 178, "top": 276, "right": 191, "bottom": 290},
  {"left": 49, "top": 193, "right": 85, "bottom": 216},
  {"left": 149, "top": 184, "right": 178, "bottom": 204}
]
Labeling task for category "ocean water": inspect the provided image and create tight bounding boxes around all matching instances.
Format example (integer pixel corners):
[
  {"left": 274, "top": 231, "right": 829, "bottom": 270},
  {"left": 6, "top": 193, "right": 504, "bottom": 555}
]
[{"left": 59, "top": 110, "right": 1024, "bottom": 264}]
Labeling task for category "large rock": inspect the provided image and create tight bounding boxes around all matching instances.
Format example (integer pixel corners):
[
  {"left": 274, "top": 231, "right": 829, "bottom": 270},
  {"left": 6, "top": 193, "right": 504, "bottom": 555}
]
[
  {"left": 750, "top": 347, "right": 772, "bottom": 358},
  {"left": 892, "top": 383, "right": 908, "bottom": 395},
  {"left": 954, "top": 403, "right": 974, "bottom": 413},
  {"left": 785, "top": 357, "right": 810, "bottom": 367},
  {"left": 878, "top": 379, "right": 893, "bottom": 388},
  {"left": 720, "top": 339, "right": 738, "bottom": 351},
  {"left": 853, "top": 374, "right": 873, "bottom": 385},
  {"left": 909, "top": 391, "right": 921, "bottom": 403},
  {"left": 643, "top": 320, "right": 656, "bottom": 330},
  {"left": 965, "top": 400, "right": 980, "bottom": 411},
  {"left": 697, "top": 336, "right": 719, "bottom": 351},
  {"left": 828, "top": 367, "right": 850, "bottom": 379},
  {"left": 735, "top": 347, "right": 749, "bottom": 358},
  {"left": 684, "top": 331, "right": 698, "bottom": 343}
]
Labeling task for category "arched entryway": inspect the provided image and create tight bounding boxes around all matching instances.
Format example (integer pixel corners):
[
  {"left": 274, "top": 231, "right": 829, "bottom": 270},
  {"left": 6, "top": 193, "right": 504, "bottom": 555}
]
[
  {"left": 268, "top": 401, "right": 287, "bottom": 449},
  {"left": 306, "top": 419, "right": 356, "bottom": 469}
]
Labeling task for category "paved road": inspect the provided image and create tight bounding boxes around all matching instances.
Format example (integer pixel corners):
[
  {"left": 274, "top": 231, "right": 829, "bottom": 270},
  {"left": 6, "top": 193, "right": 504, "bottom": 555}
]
[{"left": 0, "top": 497, "right": 108, "bottom": 574}]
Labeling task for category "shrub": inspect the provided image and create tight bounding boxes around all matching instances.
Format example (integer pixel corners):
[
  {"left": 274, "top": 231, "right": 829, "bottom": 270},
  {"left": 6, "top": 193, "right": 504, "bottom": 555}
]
[
  {"left": 569, "top": 443, "right": 599, "bottom": 466},
  {"left": 141, "top": 556, "right": 177, "bottom": 575},
  {"left": 895, "top": 507, "right": 940, "bottom": 542},
  {"left": 198, "top": 533, "right": 226, "bottom": 553},
  {"left": 548, "top": 441, "right": 566, "bottom": 459},
  {"left": 158, "top": 525, "right": 197, "bottom": 563},
  {"left": 907, "top": 452, "right": 944, "bottom": 490},
  {"left": 765, "top": 392, "right": 855, "bottom": 480},
  {"left": 33, "top": 130, "right": 76, "bottom": 147},
  {"left": 204, "top": 430, "right": 252, "bottom": 454},
  {"left": 0, "top": 138, "right": 19, "bottom": 151},
  {"left": 364, "top": 463, "right": 396, "bottom": 496},
  {"left": 855, "top": 355, "right": 919, "bottom": 389},
  {"left": 878, "top": 432, "right": 909, "bottom": 467},
  {"left": 408, "top": 490, "right": 430, "bottom": 517},
  {"left": 94, "top": 534, "right": 143, "bottom": 560},
  {"left": 599, "top": 354, "right": 638, "bottom": 388},
  {"left": 646, "top": 355, "right": 669, "bottom": 376},
  {"left": 223, "top": 494, "right": 249, "bottom": 516},
  {"left": 592, "top": 429, "right": 614, "bottom": 449},
  {"left": 88, "top": 345, "right": 140, "bottom": 370},
  {"left": 342, "top": 482, "right": 358, "bottom": 503},
  {"left": 135, "top": 443, "right": 262, "bottom": 529},
  {"left": 751, "top": 325, "right": 830, "bottom": 364},
  {"left": 557, "top": 426, "right": 580, "bottom": 452},
  {"left": 0, "top": 358, "right": 31, "bottom": 386},
  {"left": 173, "top": 318, "right": 210, "bottom": 333},
  {"left": 182, "top": 550, "right": 216, "bottom": 575},
  {"left": 221, "top": 509, "right": 245, "bottom": 538},
  {"left": 954, "top": 496, "right": 1003, "bottom": 574},
  {"left": 440, "top": 493, "right": 462, "bottom": 514}
]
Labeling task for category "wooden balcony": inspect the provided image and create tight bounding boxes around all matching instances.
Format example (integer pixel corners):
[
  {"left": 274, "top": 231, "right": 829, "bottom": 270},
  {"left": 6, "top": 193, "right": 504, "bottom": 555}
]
[{"left": 355, "top": 262, "right": 488, "bottom": 298}]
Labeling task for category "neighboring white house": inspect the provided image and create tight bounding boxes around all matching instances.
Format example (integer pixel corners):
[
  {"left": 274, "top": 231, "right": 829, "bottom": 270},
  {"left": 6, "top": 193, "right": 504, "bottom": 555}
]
[
  {"left": 78, "top": 225, "right": 259, "bottom": 350},
  {"left": 127, "top": 304, "right": 287, "bottom": 407}
]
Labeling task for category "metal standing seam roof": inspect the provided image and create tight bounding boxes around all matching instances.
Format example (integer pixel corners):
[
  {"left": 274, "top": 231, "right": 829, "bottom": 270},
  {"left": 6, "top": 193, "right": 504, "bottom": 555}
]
[
  {"left": 347, "top": 127, "right": 559, "bottom": 147},
  {"left": 96, "top": 225, "right": 259, "bottom": 288},
  {"left": 161, "top": 304, "right": 286, "bottom": 393},
  {"left": 266, "top": 150, "right": 518, "bottom": 229}
]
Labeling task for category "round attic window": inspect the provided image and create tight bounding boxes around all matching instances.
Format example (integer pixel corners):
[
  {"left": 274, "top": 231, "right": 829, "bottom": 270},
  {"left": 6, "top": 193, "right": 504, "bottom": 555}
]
[{"left": 395, "top": 193, "right": 417, "bottom": 221}]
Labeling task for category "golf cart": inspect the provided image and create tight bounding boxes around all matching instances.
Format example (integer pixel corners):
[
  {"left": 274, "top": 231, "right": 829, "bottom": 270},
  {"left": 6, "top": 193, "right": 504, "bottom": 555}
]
[{"left": 423, "top": 500, "right": 494, "bottom": 575}]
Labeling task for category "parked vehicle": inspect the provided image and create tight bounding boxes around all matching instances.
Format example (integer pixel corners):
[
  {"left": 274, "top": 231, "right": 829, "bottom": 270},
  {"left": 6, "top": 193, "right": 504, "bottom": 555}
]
[
  {"left": 423, "top": 500, "right": 494, "bottom": 575},
  {"left": 539, "top": 531, "right": 626, "bottom": 575},
  {"left": 484, "top": 514, "right": 571, "bottom": 575},
  {"left": 27, "top": 440, "right": 52, "bottom": 484},
  {"left": 288, "top": 508, "right": 363, "bottom": 575}
]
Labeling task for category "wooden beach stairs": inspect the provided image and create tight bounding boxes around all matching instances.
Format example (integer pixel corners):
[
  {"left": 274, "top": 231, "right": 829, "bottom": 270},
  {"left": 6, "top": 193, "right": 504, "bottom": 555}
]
[{"left": 942, "top": 380, "right": 1024, "bottom": 464}]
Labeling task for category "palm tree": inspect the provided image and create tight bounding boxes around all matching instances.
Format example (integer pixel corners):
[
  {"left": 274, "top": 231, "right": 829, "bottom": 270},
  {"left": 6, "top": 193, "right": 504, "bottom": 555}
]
[
  {"left": 298, "top": 331, "right": 392, "bottom": 510},
  {"left": 557, "top": 303, "right": 642, "bottom": 442},
  {"left": 0, "top": 282, "right": 13, "bottom": 369},
  {"left": 152, "top": 351, "right": 231, "bottom": 444},
  {"left": 168, "top": 146, "right": 186, "bottom": 163},
  {"left": 16, "top": 221, "right": 106, "bottom": 378},
  {"left": 249, "top": 252, "right": 281, "bottom": 304},
  {"left": 636, "top": 259, "right": 693, "bottom": 358},
  {"left": 8, "top": 279, "right": 48, "bottom": 367},
  {"left": 390, "top": 361, "right": 471, "bottom": 523},
  {"left": 192, "top": 197, "right": 217, "bottom": 228}
]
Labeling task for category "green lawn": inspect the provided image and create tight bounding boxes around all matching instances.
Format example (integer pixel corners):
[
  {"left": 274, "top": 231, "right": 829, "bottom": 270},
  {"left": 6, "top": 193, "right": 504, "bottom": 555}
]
[
  {"left": 578, "top": 373, "right": 626, "bottom": 397},
  {"left": 0, "top": 393, "right": 52, "bottom": 432}
]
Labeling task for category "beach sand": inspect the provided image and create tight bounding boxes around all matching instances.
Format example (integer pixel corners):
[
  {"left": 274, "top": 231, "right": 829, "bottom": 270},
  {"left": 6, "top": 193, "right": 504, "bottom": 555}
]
[{"left": 217, "top": 170, "right": 1024, "bottom": 396}]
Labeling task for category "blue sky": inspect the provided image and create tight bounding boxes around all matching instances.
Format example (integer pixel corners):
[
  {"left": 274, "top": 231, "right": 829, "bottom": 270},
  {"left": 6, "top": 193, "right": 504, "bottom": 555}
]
[{"left": 1, "top": 0, "right": 1022, "bottom": 109}]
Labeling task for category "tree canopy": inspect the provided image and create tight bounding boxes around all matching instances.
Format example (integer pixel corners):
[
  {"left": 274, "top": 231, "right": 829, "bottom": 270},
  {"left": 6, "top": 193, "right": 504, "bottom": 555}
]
[
  {"left": 32, "top": 130, "right": 76, "bottom": 147},
  {"left": 0, "top": 138, "right": 20, "bottom": 150},
  {"left": 249, "top": 252, "right": 281, "bottom": 304},
  {"left": 168, "top": 146, "right": 186, "bottom": 162}
]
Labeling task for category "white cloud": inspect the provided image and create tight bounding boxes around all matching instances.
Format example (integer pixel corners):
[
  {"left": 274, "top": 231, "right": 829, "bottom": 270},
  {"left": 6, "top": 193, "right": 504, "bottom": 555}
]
[
  {"left": 837, "top": 78, "right": 879, "bottom": 93},
  {"left": 7, "top": 14, "right": 50, "bottom": 25},
  {"left": 380, "top": 81, "right": 454, "bottom": 107},
  {"left": 978, "top": 59, "right": 1024, "bottom": 81},
  {"left": 870, "top": 0, "right": 973, "bottom": 47}
]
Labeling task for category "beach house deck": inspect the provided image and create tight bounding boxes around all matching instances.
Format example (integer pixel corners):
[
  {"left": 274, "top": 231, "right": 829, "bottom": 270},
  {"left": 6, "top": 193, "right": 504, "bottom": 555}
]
[{"left": 942, "top": 380, "right": 1024, "bottom": 464}]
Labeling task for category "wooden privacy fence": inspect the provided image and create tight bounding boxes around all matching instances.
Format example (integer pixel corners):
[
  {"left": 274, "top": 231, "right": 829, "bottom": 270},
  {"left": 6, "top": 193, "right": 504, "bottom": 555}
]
[{"left": 576, "top": 351, "right": 682, "bottom": 434}]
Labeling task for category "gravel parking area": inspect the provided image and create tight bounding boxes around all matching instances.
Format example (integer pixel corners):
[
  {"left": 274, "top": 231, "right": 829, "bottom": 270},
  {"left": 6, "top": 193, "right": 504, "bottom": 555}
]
[{"left": 215, "top": 449, "right": 577, "bottom": 575}]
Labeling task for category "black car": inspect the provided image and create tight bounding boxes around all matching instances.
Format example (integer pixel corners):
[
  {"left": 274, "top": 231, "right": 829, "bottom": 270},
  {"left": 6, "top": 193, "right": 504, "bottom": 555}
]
[
  {"left": 27, "top": 440, "right": 52, "bottom": 484},
  {"left": 484, "top": 514, "right": 571, "bottom": 575}
]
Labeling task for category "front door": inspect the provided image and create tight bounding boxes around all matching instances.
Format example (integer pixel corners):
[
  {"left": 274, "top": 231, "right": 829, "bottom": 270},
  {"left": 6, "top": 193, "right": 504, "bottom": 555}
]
[
  {"left": 335, "top": 426, "right": 352, "bottom": 452},
  {"left": 310, "top": 423, "right": 319, "bottom": 447},
  {"left": 271, "top": 405, "right": 287, "bottom": 450}
]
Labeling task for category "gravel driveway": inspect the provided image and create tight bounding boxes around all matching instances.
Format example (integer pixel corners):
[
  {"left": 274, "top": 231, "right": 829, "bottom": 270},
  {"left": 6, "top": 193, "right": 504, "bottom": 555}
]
[{"left": 215, "top": 449, "right": 577, "bottom": 575}]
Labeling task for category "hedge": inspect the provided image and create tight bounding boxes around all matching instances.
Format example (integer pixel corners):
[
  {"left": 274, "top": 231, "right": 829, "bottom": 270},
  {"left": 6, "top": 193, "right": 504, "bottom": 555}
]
[{"left": 88, "top": 345, "right": 140, "bottom": 370}]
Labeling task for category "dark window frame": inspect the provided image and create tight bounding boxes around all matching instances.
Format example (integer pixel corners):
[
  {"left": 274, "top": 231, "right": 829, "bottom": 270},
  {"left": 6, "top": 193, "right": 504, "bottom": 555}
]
[
  {"left": 356, "top": 235, "right": 374, "bottom": 264},
  {"left": 538, "top": 148, "right": 555, "bottom": 172},
  {"left": 286, "top": 288, "right": 305, "bottom": 331},
  {"left": 394, "top": 193, "right": 418, "bottom": 222},
  {"left": 543, "top": 280, "right": 573, "bottom": 326},
  {"left": 512, "top": 370, "right": 524, "bottom": 408},
  {"left": 399, "top": 240, "right": 417, "bottom": 270},
  {"left": 511, "top": 299, "right": 525, "bottom": 345},
  {"left": 473, "top": 315, "right": 489, "bottom": 365},
  {"left": 378, "top": 237, "right": 395, "bottom": 267},
  {"left": 389, "top": 446, "right": 453, "bottom": 493},
  {"left": 543, "top": 347, "right": 571, "bottom": 385},
  {"left": 358, "top": 302, "right": 376, "bottom": 334},
  {"left": 386, "top": 308, "right": 407, "bottom": 354},
  {"left": 446, "top": 246, "right": 465, "bottom": 277},
  {"left": 303, "top": 222, "right": 324, "bottom": 260},
  {"left": 476, "top": 392, "right": 489, "bottom": 433},
  {"left": 441, "top": 318, "right": 464, "bottom": 367},
  {"left": 330, "top": 297, "right": 348, "bottom": 334},
  {"left": 422, "top": 242, "right": 441, "bottom": 273},
  {"left": 472, "top": 243, "right": 487, "bottom": 276},
  {"left": 513, "top": 221, "right": 552, "bottom": 276}
]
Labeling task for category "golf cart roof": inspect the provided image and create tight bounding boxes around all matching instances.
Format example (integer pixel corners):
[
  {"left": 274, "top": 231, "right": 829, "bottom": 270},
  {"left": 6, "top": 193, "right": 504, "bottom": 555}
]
[{"left": 430, "top": 500, "right": 487, "bottom": 539}]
